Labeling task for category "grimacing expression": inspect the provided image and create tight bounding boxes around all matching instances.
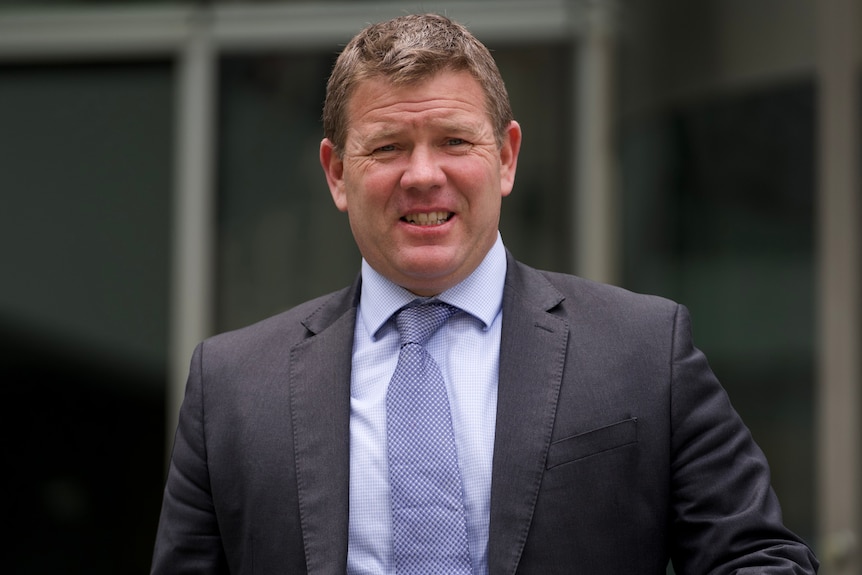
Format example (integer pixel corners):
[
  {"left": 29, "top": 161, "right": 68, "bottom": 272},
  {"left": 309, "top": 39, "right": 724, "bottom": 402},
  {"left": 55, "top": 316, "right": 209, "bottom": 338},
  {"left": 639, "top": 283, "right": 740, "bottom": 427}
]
[{"left": 320, "top": 70, "right": 521, "bottom": 296}]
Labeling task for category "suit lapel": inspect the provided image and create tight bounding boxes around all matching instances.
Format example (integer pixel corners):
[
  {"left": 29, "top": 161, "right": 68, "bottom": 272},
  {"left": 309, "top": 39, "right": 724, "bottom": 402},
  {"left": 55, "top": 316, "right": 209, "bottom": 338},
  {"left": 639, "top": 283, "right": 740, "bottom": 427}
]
[
  {"left": 488, "top": 256, "right": 569, "bottom": 575},
  {"left": 284, "top": 262, "right": 569, "bottom": 574},
  {"left": 288, "top": 281, "right": 359, "bottom": 574}
]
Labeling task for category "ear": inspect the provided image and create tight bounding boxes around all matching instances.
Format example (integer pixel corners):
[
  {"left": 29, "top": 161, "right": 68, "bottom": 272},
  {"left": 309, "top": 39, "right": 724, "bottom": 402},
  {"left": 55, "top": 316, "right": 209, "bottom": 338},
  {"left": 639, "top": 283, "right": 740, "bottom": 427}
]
[
  {"left": 320, "top": 138, "right": 348, "bottom": 212},
  {"left": 499, "top": 120, "right": 522, "bottom": 198}
]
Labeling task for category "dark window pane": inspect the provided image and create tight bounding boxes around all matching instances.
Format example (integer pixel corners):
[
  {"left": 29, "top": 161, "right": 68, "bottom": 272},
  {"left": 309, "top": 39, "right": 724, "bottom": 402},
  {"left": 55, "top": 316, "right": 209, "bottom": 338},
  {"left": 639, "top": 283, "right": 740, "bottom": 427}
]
[{"left": 0, "top": 61, "right": 172, "bottom": 574}]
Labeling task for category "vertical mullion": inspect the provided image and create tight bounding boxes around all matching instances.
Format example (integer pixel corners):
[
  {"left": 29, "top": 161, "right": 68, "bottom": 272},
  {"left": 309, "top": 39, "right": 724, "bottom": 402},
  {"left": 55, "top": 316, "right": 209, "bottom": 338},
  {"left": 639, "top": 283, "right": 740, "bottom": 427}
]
[
  {"left": 574, "top": 1, "right": 618, "bottom": 283},
  {"left": 816, "top": 0, "right": 861, "bottom": 572},
  {"left": 167, "top": 7, "right": 217, "bottom": 458}
]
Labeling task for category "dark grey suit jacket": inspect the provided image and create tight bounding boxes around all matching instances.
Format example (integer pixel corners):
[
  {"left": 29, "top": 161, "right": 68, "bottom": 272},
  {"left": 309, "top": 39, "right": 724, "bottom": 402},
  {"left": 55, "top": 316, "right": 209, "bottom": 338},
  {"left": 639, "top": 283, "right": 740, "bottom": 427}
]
[{"left": 152, "top": 253, "right": 818, "bottom": 574}]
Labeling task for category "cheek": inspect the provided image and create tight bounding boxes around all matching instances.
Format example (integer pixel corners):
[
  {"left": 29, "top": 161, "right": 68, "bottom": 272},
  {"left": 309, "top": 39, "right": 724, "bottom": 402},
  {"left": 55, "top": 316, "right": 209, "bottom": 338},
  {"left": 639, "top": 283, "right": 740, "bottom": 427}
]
[
  {"left": 361, "top": 169, "right": 397, "bottom": 193},
  {"left": 454, "top": 164, "right": 503, "bottom": 204},
  {"left": 346, "top": 172, "right": 401, "bottom": 216},
  {"left": 342, "top": 171, "right": 391, "bottom": 231}
]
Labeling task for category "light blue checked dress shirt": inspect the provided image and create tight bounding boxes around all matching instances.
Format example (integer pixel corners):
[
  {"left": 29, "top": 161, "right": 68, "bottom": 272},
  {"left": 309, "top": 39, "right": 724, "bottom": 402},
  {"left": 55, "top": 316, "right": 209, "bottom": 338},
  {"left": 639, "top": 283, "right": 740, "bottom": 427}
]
[{"left": 346, "top": 234, "right": 506, "bottom": 575}]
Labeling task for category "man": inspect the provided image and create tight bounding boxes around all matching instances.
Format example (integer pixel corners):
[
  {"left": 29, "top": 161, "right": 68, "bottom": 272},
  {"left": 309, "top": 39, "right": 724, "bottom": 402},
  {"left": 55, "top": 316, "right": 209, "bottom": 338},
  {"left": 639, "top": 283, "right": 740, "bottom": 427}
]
[{"left": 151, "top": 13, "right": 818, "bottom": 574}]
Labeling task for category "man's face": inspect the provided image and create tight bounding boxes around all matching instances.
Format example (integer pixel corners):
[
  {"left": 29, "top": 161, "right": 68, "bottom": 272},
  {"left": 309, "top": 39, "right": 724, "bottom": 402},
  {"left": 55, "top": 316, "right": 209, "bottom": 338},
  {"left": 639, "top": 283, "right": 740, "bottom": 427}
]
[{"left": 320, "top": 69, "right": 521, "bottom": 296}]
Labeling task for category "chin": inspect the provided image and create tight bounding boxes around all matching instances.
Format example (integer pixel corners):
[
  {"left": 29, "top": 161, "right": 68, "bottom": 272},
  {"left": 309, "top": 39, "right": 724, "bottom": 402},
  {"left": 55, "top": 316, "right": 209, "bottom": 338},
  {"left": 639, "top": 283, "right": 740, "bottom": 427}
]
[{"left": 398, "top": 266, "right": 462, "bottom": 296}]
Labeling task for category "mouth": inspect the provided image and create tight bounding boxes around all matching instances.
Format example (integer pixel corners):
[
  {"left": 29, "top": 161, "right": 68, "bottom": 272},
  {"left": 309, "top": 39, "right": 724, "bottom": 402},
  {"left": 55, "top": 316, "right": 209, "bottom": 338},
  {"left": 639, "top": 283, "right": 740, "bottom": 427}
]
[{"left": 401, "top": 211, "right": 454, "bottom": 226}]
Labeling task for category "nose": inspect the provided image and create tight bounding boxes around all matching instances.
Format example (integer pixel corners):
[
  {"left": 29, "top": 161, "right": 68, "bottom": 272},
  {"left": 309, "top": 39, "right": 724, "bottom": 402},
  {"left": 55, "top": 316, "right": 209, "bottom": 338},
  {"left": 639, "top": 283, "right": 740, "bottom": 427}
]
[{"left": 400, "top": 145, "right": 445, "bottom": 192}]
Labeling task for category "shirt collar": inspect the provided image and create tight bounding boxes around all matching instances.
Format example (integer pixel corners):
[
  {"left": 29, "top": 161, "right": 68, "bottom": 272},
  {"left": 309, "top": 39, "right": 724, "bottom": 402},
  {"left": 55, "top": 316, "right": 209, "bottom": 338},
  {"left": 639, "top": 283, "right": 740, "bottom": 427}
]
[{"left": 359, "top": 233, "right": 507, "bottom": 339}]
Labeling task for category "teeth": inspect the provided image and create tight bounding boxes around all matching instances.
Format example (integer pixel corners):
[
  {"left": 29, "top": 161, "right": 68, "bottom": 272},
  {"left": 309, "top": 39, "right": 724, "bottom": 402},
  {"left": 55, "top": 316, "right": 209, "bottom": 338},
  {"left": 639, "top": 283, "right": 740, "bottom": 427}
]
[{"left": 404, "top": 211, "right": 451, "bottom": 225}]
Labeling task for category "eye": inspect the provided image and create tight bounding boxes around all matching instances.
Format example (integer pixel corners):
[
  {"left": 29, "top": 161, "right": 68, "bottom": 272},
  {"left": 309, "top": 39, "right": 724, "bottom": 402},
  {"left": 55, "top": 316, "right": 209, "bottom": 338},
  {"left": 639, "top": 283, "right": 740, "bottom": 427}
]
[
  {"left": 374, "top": 144, "right": 397, "bottom": 153},
  {"left": 447, "top": 138, "right": 467, "bottom": 146}
]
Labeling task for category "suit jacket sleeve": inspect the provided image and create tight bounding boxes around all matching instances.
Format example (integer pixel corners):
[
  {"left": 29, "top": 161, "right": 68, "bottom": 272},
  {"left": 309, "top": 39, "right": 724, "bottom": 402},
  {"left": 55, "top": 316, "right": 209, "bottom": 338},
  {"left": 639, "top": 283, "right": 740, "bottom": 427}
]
[
  {"left": 667, "top": 305, "right": 817, "bottom": 573},
  {"left": 151, "top": 342, "right": 229, "bottom": 574}
]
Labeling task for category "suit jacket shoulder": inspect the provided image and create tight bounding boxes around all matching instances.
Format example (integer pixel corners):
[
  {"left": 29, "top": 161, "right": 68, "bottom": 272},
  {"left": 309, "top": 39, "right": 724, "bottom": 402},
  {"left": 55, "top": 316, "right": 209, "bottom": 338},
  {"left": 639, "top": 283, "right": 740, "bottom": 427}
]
[
  {"left": 201, "top": 280, "right": 360, "bottom": 360},
  {"left": 512, "top": 256, "right": 676, "bottom": 315}
]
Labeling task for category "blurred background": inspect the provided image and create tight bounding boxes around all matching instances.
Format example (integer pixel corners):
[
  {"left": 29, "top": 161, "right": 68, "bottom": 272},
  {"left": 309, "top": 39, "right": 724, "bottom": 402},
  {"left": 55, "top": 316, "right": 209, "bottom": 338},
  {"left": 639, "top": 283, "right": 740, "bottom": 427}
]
[{"left": 0, "top": 0, "right": 858, "bottom": 573}]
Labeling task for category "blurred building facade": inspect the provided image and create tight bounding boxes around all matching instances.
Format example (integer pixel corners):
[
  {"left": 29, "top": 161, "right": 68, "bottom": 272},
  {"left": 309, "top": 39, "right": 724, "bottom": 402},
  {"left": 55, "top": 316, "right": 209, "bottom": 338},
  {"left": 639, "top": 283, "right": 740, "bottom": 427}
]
[{"left": 0, "top": 1, "right": 858, "bottom": 573}]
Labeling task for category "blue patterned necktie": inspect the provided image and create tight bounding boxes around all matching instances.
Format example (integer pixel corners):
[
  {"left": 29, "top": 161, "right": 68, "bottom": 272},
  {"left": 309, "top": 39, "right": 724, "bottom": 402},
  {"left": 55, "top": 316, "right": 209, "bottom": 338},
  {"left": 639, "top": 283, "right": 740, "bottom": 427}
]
[{"left": 386, "top": 302, "right": 473, "bottom": 575}]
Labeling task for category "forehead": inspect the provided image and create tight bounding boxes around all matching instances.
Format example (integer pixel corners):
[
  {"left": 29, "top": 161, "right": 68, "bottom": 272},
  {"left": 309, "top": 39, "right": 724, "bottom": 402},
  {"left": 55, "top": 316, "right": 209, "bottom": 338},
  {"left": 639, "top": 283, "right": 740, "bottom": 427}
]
[{"left": 345, "top": 70, "right": 490, "bottom": 131}]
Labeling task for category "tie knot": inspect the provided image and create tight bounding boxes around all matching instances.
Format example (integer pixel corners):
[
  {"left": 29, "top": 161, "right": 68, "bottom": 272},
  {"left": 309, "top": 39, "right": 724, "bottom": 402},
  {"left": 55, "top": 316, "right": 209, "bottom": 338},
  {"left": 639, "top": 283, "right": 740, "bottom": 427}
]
[{"left": 395, "top": 302, "right": 457, "bottom": 347}]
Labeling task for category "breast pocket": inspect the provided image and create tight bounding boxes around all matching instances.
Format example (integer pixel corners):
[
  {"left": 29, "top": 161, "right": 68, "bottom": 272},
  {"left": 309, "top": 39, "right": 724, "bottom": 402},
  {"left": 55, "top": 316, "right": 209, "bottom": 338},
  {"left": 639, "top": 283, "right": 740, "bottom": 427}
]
[{"left": 546, "top": 417, "right": 638, "bottom": 469}]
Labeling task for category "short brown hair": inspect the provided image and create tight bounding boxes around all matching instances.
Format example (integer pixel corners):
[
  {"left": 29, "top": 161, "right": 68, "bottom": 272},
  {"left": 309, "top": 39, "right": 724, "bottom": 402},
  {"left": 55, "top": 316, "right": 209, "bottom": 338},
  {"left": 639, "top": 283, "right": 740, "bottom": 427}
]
[{"left": 322, "top": 13, "right": 513, "bottom": 155}]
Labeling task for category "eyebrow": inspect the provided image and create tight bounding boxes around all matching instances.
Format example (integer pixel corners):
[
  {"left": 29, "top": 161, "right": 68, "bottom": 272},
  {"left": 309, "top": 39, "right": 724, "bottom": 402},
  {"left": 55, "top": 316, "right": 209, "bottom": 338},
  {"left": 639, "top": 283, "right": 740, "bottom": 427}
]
[{"left": 358, "top": 118, "right": 486, "bottom": 145}]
